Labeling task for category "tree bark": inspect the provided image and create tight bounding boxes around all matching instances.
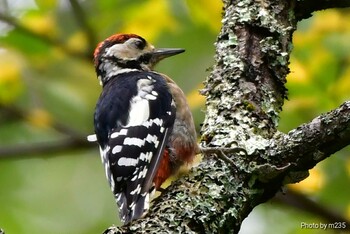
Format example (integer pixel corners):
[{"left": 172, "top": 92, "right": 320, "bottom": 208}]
[{"left": 104, "top": 1, "right": 350, "bottom": 233}]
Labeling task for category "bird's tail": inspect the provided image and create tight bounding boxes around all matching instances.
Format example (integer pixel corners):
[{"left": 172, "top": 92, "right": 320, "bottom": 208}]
[{"left": 115, "top": 189, "right": 154, "bottom": 224}]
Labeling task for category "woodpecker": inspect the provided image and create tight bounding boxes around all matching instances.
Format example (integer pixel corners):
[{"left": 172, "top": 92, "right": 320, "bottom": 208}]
[{"left": 88, "top": 33, "right": 199, "bottom": 224}]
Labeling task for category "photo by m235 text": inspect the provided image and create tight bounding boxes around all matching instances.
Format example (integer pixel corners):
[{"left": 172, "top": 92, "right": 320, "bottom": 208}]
[{"left": 301, "top": 222, "right": 347, "bottom": 230}]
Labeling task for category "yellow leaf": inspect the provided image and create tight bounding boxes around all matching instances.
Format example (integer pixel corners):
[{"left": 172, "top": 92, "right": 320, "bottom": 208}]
[
  {"left": 294, "top": 11, "right": 350, "bottom": 49},
  {"left": 121, "top": 0, "right": 179, "bottom": 41},
  {"left": 312, "top": 10, "right": 344, "bottom": 33},
  {"left": 186, "top": 84, "right": 205, "bottom": 109},
  {"left": 0, "top": 58, "right": 23, "bottom": 105},
  {"left": 27, "top": 109, "right": 52, "bottom": 128},
  {"left": 287, "top": 57, "right": 309, "bottom": 84},
  {"left": 21, "top": 12, "right": 58, "bottom": 37},
  {"left": 186, "top": 0, "right": 223, "bottom": 32},
  {"left": 289, "top": 167, "right": 324, "bottom": 194},
  {"left": 307, "top": 48, "right": 334, "bottom": 80},
  {"left": 282, "top": 97, "right": 317, "bottom": 111},
  {"left": 66, "top": 31, "right": 89, "bottom": 54}
]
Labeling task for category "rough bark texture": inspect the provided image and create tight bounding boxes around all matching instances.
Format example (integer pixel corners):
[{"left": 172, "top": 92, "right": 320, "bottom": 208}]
[{"left": 104, "top": 1, "right": 350, "bottom": 233}]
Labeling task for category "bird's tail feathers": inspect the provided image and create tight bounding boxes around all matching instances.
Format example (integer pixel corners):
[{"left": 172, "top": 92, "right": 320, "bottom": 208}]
[{"left": 116, "top": 189, "right": 154, "bottom": 225}]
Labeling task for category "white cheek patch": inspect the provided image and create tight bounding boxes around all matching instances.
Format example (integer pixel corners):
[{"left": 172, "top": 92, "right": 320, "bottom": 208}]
[
  {"left": 105, "top": 44, "right": 124, "bottom": 56},
  {"left": 106, "top": 43, "right": 141, "bottom": 60}
]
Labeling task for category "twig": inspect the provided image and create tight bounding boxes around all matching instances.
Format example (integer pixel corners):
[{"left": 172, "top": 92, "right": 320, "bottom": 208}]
[
  {"left": 295, "top": 0, "right": 350, "bottom": 20},
  {"left": 68, "top": 0, "right": 97, "bottom": 53},
  {"left": 0, "top": 105, "right": 85, "bottom": 138},
  {"left": 0, "top": 137, "right": 93, "bottom": 158},
  {"left": 274, "top": 189, "right": 350, "bottom": 225},
  {"left": 200, "top": 146, "right": 247, "bottom": 168},
  {"left": 0, "top": 105, "right": 93, "bottom": 158}
]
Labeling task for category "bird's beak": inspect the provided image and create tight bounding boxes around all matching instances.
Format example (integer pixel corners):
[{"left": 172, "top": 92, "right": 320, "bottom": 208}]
[{"left": 151, "top": 48, "right": 185, "bottom": 64}]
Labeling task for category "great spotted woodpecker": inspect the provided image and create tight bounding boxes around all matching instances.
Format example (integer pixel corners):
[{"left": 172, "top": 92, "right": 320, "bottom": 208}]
[{"left": 87, "top": 33, "right": 199, "bottom": 224}]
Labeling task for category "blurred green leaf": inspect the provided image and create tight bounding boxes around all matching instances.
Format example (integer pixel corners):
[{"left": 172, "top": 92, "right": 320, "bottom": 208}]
[
  {"left": 0, "top": 30, "right": 50, "bottom": 55},
  {"left": 34, "top": 0, "right": 58, "bottom": 10}
]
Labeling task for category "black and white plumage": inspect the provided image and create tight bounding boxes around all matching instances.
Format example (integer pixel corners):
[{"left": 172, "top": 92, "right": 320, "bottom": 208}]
[
  {"left": 93, "top": 71, "right": 175, "bottom": 224},
  {"left": 88, "top": 33, "right": 195, "bottom": 224}
]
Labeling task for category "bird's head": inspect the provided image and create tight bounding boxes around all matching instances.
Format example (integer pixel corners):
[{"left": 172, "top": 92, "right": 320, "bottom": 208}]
[{"left": 93, "top": 33, "right": 184, "bottom": 85}]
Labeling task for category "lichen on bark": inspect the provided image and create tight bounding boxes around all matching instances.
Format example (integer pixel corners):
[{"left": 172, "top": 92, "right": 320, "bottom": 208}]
[
  {"left": 104, "top": 0, "right": 350, "bottom": 233},
  {"left": 201, "top": 0, "right": 295, "bottom": 152}
]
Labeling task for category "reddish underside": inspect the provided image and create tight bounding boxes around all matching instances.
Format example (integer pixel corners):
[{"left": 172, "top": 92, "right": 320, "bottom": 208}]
[
  {"left": 153, "top": 149, "right": 171, "bottom": 189},
  {"left": 153, "top": 143, "right": 196, "bottom": 189}
]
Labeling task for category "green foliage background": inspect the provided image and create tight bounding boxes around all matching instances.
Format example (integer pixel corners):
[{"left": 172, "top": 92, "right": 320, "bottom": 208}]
[{"left": 0, "top": 1, "right": 349, "bottom": 233}]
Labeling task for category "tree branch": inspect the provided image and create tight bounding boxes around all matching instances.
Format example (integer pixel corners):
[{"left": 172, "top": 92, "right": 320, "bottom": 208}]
[
  {"left": 0, "top": 137, "right": 93, "bottom": 159},
  {"left": 274, "top": 189, "right": 350, "bottom": 225},
  {"left": 0, "top": 12, "right": 91, "bottom": 60},
  {"left": 68, "top": 0, "right": 97, "bottom": 54},
  {"left": 0, "top": 105, "right": 93, "bottom": 158},
  {"left": 103, "top": 102, "right": 350, "bottom": 233},
  {"left": 269, "top": 101, "right": 350, "bottom": 174},
  {"left": 295, "top": 0, "right": 350, "bottom": 21},
  {"left": 101, "top": 0, "right": 350, "bottom": 233},
  {"left": 0, "top": 105, "right": 86, "bottom": 139}
]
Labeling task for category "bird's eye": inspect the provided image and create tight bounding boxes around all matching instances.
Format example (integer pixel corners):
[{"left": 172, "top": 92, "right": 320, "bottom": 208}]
[{"left": 134, "top": 40, "right": 145, "bottom": 50}]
